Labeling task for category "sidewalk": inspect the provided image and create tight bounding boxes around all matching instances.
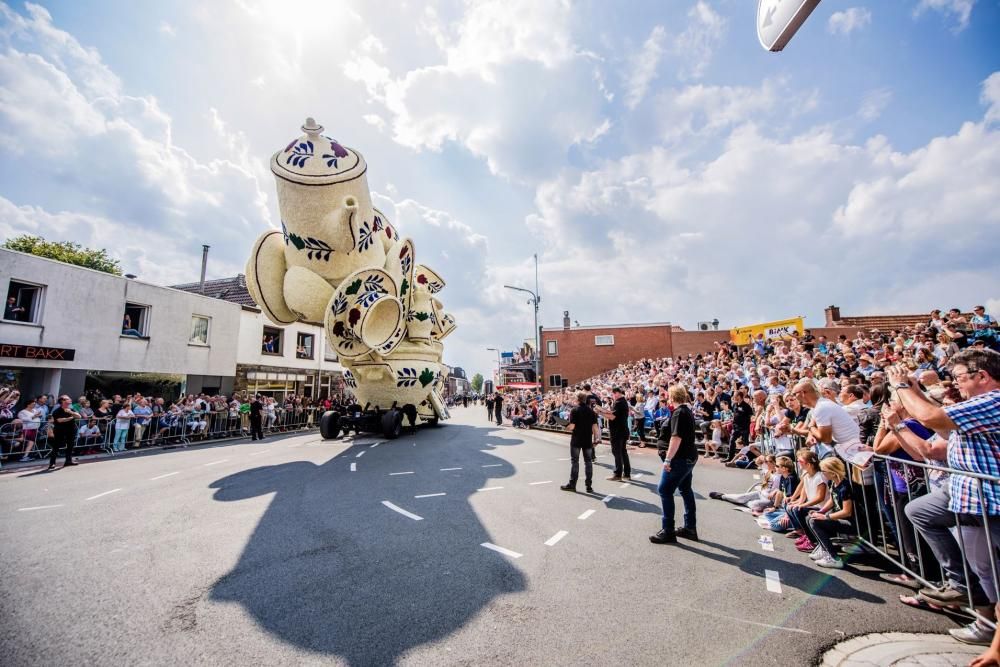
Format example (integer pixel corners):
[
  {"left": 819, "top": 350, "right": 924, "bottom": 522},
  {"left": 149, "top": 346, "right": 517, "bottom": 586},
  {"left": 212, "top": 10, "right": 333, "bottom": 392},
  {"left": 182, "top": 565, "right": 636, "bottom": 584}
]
[{"left": 821, "top": 632, "right": 983, "bottom": 665}]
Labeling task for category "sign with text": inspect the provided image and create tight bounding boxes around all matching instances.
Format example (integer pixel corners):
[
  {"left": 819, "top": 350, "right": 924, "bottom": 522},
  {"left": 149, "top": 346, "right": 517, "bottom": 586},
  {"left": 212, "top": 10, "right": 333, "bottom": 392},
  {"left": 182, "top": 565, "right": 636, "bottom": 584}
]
[
  {"left": 0, "top": 343, "right": 76, "bottom": 361},
  {"left": 729, "top": 317, "right": 804, "bottom": 346},
  {"left": 757, "top": 0, "right": 821, "bottom": 52}
]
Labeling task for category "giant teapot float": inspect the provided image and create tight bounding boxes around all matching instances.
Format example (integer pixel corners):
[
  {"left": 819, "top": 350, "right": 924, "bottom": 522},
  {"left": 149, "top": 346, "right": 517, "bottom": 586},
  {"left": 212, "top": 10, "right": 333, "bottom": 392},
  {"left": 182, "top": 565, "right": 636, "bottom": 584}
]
[{"left": 245, "top": 118, "right": 454, "bottom": 432}]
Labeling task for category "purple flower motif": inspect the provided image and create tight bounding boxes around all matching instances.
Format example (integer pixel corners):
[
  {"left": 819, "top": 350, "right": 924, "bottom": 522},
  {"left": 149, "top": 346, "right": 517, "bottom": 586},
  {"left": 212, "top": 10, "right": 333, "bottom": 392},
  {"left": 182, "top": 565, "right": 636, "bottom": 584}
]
[{"left": 329, "top": 140, "right": 349, "bottom": 158}]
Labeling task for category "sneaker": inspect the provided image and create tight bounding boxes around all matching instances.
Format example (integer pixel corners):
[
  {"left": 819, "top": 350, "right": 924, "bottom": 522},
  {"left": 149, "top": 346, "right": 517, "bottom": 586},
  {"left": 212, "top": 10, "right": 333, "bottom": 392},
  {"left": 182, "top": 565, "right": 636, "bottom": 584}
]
[
  {"left": 809, "top": 546, "right": 826, "bottom": 561},
  {"left": 919, "top": 584, "right": 969, "bottom": 606},
  {"left": 709, "top": 492, "right": 724, "bottom": 500},
  {"left": 585, "top": 486, "right": 594, "bottom": 494},
  {"left": 560, "top": 484, "right": 576, "bottom": 492},
  {"left": 674, "top": 527, "right": 699, "bottom": 541},
  {"left": 649, "top": 530, "right": 677, "bottom": 545},
  {"left": 816, "top": 556, "right": 844, "bottom": 569},
  {"left": 796, "top": 539, "right": 816, "bottom": 553},
  {"left": 841, "top": 542, "right": 865, "bottom": 556},
  {"left": 950, "top": 622, "right": 994, "bottom": 646},
  {"left": 795, "top": 535, "right": 811, "bottom": 547},
  {"left": 19, "top": 456, "right": 31, "bottom": 462},
  {"left": 606, "top": 475, "right": 622, "bottom": 481}
]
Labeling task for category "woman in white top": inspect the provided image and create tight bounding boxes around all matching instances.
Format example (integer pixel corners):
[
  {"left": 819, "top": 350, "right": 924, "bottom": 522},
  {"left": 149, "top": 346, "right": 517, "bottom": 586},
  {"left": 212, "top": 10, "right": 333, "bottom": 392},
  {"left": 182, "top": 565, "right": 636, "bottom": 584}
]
[
  {"left": 783, "top": 449, "right": 828, "bottom": 546},
  {"left": 16, "top": 400, "right": 42, "bottom": 461},
  {"left": 113, "top": 405, "right": 135, "bottom": 452}
]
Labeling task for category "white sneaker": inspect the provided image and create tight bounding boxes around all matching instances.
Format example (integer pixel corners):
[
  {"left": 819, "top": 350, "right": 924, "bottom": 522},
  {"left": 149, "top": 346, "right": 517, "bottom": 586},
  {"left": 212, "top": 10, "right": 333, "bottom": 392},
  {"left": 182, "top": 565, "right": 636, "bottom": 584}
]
[
  {"left": 19, "top": 456, "right": 31, "bottom": 462},
  {"left": 816, "top": 556, "right": 844, "bottom": 569},
  {"left": 809, "top": 546, "right": 826, "bottom": 561},
  {"left": 841, "top": 542, "right": 865, "bottom": 556}
]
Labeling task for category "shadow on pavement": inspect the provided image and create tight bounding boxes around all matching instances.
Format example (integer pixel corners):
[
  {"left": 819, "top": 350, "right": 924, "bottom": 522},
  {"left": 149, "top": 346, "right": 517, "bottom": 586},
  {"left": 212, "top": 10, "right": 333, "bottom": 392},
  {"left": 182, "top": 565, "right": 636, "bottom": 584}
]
[{"left": 207, "top": 424, "right": 527, "bottom": 666}]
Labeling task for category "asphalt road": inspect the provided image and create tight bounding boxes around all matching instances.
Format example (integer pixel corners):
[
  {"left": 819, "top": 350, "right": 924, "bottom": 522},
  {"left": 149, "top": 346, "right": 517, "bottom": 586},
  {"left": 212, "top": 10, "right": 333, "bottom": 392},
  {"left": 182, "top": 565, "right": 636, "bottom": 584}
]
[{"left": 1, "top": 407, "right": 956, "bottom": 666}]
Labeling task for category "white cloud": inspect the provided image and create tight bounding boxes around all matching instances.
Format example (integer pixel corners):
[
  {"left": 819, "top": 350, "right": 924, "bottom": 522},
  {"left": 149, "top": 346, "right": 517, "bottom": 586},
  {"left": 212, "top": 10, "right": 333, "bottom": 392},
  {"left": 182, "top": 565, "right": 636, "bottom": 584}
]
[
  {"left": 625, "top": 26, "right": 666, "bottom": 109},
  {"left": 913, "top": 0, "right": 976, "bottom": 32},
  {"left": 158, "top": 21, "right": 176, "bottom": 37},
  {"left": 858, "top": 88, "right": 892, "bottom": 121},
  {"left": 674, "top": 1, "right": 726, "bottom": 81},
  {"left": 828, "top": 7, "right": 872, "bottom": 35}
]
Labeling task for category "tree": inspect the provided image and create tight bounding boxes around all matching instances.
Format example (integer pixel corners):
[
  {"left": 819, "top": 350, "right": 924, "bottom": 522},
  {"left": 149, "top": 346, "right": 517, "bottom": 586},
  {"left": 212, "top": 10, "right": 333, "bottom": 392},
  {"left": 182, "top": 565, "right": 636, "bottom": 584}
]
[
  {"left": 2, "top": 234, "right": 122, "bottom": 275},
  {"left": 471, "top": 373, "right": 484, "bottom": 393}
]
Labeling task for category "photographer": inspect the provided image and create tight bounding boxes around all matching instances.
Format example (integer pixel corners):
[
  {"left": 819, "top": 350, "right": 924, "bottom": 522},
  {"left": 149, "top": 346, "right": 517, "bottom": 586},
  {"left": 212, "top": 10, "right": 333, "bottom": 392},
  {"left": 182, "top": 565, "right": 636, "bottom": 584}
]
[{"left": 650, "top": 385, "right": 699, "bottom": 545}]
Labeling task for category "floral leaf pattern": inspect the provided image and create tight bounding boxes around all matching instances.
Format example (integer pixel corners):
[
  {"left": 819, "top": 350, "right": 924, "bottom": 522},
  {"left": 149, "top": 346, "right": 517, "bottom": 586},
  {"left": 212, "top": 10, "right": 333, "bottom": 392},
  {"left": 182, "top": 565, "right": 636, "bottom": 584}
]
[
  {"left": 332, "top": 294, "right": 347, "bottom": 316},
  {"left": 285, "top": 140, "right": 314, "bottom": 168},
  {"left": 399, "top": 277, "right": 409, "bottom": 298},
  {"left": 357, "top": 290, "right": 382, "bottom": 308},
  {"left": 343, "top": 371, "right": 358, "bottom": 389},
  {"left": 357, "top": 219, "right": 376, "bottom": 253},
  {"left": 282, "top": 221, "right": 333, "bottom": 260},
  {"left": 418, "top": 368, "right": 435, "bottom": 388},
  {"left": 396, "top": 368, "right": 418, "bottom": 388},
  {"left": 408, "top": 311, "right": 430, "bottom": 322},
  {"left": 344, "top": 279, "right": 363, "bottom": 296}
]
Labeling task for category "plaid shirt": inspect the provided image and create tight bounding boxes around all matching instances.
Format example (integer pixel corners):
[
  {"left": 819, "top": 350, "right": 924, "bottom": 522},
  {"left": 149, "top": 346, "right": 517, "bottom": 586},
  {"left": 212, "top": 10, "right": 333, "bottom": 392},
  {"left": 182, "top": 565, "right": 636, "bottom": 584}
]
[{"left": 946, "top": 389, "right": 1000, "bottom": 515}]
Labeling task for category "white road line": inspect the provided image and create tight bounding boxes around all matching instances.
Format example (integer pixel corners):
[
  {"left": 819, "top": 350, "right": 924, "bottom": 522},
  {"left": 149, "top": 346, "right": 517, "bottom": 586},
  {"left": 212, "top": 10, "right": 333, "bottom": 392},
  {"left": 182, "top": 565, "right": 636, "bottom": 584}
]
[
  {"left": 203, "top": 459, "right": 229, "bottom": 467},
  {"left": 355, "top": 450, "right": 365, "bottom": 458},
  {"left": 602, "top": 494, "right": 616, "bottom": 504},
  {"left": 578, "top": 509, "right": 596, "bottom": 520},
  {"left": 350, "top": 462, "right": 357, "bottom": 472},
  {"left": 557, "top": 457, "right": 570, "bottom": 461},
  {"left": 544, "top": 530, "right": 569, "bottom": 547},
  {"left": 481, "top": 542, "right": 522, "bottom": 559},
  {"left": 381, "top": 500, "right": 423, "bottom": 521},
  {"left": 479, "top": 449, "right": 492, "bottom": 453},
  {"left": 529, "top": 480, "right": 552, "bottom": 486},
  {"left": 477, "top": 486, "right": 504, "bottom": 492},
  {"left": 415, "top": 493, "right": 446, "bottom": 498},
  {"left": 482, "top": 464, "right": 502, "bottom": 468},
  {"left": 86, "top": 488, "right": 122, "bottom": 501},
  {"left": 150, "top": 471, "right": 180, "bottom": 481},
  {"left": 17, "top": 504, "right": 64, "bottom": 511},
  {"left": 523, "top": 460, "right": 543, "bottom": 464},
  {"left": 764, "top": 569, "right": 782, "bottom": 593},
  {"left": 440, "top": 467, "right": 462, "bottom": 471},
  {"left": 370, "top": 442, "right": 380, "bottom": 448},
  {"left": 389, "top": 471, "right": 415, "bottom": 476},
  {"left": 249, "top": 449, "right": 273, "bottom": 457}
]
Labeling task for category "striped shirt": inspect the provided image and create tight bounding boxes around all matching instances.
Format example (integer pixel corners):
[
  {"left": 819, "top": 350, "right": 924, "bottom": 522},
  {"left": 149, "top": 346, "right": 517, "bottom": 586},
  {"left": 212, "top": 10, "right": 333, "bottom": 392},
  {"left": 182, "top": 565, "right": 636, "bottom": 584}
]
[{"left": 945, "top": 389, "right": 1000, "bottom": 515}]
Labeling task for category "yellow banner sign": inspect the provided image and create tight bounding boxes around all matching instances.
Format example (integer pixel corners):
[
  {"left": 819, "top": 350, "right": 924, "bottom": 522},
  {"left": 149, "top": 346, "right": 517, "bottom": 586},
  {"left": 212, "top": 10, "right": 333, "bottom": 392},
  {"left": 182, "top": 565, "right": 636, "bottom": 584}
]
[{"left": 729, "top": 317, "right": 803, "bottom": 346}]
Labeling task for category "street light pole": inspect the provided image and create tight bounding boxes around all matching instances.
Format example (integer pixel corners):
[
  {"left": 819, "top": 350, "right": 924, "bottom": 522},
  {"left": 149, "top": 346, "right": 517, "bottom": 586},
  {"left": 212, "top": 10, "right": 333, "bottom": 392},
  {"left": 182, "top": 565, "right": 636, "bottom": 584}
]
[
  {"left": 486, "top": 347, "right": 501, "bottom": 389},
  {"left": 503, "top": 267, "right": 540, "bottom": 389}
]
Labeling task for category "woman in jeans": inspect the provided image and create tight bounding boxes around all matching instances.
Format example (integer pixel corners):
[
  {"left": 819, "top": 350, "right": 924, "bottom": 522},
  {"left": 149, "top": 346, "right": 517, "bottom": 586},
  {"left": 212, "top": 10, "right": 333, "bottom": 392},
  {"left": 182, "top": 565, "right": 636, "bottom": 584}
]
[
  {"left": 804, "top": 457, "right": 856, "bottom": 568},
  {"left": 113, "top": 403, "right": 134, "bottom": 452},
  {"left": 785, "top": 449, "right": 828, "bottom": 551}
]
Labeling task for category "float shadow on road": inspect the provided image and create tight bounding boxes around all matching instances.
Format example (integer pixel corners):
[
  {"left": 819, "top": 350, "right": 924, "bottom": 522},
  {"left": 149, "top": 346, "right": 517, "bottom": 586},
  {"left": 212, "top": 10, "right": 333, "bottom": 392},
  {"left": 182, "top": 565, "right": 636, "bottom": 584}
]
[{"left": 207, "top": 424, "right": 527, "bottom": 666}]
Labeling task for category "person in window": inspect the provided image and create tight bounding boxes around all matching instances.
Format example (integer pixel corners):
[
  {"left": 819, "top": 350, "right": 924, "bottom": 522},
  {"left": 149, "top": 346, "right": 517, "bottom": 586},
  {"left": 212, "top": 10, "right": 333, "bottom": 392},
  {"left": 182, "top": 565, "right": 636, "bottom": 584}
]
[
  {"left": 122, "top": 314, "right": 141, "bottom": 336},
  {"left": 4, "top": 296, "right": 26, "bottom": 321}
]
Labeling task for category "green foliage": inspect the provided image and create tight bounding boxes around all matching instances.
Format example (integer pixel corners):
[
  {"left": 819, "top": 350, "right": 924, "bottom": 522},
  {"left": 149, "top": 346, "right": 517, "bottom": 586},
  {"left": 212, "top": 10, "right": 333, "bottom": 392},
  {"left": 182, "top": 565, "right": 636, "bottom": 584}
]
[
  {"left": 3, "top": 234, "right": 122, "bottom": 275},
  {"left": 419, "top": 368, "right": 435, "bottom": 388},
  {"left": 344, "top": 278, "right": 363, "bottom": 295},
  {"left": 471, "top": 373, "right": 484, "bottom": 393}
]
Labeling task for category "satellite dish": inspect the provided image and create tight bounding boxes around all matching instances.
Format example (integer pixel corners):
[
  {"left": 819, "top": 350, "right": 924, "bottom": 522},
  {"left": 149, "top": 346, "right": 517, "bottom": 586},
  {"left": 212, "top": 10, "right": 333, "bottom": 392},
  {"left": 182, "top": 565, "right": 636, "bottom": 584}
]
[{"left": 757, "top": 0, "right": 821, "bottom": 52}]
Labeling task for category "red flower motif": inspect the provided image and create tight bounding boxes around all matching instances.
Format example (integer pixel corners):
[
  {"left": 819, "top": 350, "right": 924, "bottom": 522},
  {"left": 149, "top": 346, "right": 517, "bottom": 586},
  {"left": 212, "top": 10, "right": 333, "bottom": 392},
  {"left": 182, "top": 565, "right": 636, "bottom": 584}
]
[
  {"left": 348, "top": 308, "right": 361, "bottom": 326},
  {"left": 417, "top": 274, "right": 427, "bottom": 284},
  {"left": 385, "top": 227, "right": 393, "bottom": 238},
  {"left": 399, "top": 246, "right": 408, "bottom": 259},
  {"left": 332, "top": 321, "right": 345, "bottom": 337}
]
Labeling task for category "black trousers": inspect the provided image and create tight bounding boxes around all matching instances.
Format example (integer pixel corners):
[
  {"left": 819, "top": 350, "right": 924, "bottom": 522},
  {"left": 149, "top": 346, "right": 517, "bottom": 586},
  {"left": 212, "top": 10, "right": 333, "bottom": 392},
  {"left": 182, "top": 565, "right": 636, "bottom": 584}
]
[
  {"left": 49, "top": 432, "right": 74, "bottom": 466},
  {"left": 250, "top": 416, "right": 264, "bottom": 441},
  {"left": 635, "top": 419, "right": 646, "bottom": 443},
  {"left": 611, "top": 433, "right": 630, "bottom": 477},
  {"left": 496, "top": 408, "right": 503, "bottom": 426},
  {"left": 569, "top": 444, "right": 594, "bottom": 487},
  {"left": 726, "top": 429, "right": 748, "bottom": 461}
]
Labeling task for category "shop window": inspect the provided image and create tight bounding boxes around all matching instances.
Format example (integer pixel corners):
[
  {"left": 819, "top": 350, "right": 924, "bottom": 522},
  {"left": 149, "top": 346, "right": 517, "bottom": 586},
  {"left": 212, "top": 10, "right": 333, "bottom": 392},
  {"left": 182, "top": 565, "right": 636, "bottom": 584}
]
[
  {"left": 546, "top": 340, "right": 558, "bottom": 356},
  {"left": 296, "top": 332, "right": 315, "bottom": 359},
  {"left": 123, "top": 303, "right": 150, "bottom": 337},
  {"left": 262, "top": 326, "right": 283, "bottom": 355},
  {"left": 594, "top": 335, "right": 615, "bottom": 346},
  {"left": 190, "top": 315, "right": 210, "bottom": 345},
  {"left": 4, "top": 280, "right": 44, "bottom": 324},
  {"left": 548, "top": 374, "right": 562, "bottom": 387}
]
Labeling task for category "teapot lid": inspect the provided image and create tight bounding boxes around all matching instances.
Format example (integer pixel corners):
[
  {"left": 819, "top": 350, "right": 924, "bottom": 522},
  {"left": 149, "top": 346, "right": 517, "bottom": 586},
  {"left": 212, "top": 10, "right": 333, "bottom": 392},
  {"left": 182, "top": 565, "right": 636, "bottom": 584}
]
[{"left": 270, "top": 117, "right": 368, "bottom": 186}]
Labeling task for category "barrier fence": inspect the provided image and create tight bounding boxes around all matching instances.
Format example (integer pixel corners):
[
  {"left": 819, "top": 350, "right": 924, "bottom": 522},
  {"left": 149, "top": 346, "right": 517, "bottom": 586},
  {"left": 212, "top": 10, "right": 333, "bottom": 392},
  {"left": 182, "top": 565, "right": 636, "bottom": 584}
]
[{"left": 0, "top": 407, "right": 322, "bottom": 465}]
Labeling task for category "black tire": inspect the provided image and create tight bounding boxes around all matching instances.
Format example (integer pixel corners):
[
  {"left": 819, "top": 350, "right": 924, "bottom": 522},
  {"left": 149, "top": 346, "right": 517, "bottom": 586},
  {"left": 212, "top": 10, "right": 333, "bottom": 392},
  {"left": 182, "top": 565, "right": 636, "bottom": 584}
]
[
  {"left": 381, "top": 409, "right": 403, "bottom": 439},
  {"left": 319, "top": 411, "right": 341, "bottom": 440},
  {"left": 425, "top": 416, "right": 439, "bottom": 427}
]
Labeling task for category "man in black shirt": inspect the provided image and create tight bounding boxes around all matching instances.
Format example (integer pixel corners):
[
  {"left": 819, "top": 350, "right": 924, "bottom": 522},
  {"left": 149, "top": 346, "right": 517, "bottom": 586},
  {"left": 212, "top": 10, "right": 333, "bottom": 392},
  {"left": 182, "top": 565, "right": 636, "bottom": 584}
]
[
  {"left": 561, "top": 392, "right": 598, "bottom": 493},
  {"left": 584, "top": 383, "right": 601, "bottom": 463},
  {"left": 726, "top": 391, "right": 753, "bottom": 462},
  {"left": 650, "top": 385, "right": 699, "bottom": 544},
  {"left": 48, "top": 395, "right": 81, "bottom": 470},
  {"left": 494, "top": 392, "right": 504, "bottom": 426},
  {"left": 250, "top": 394, "right": 264, "bottom": 441},
  {"left": 599, "top": 387, "right": 631, "bottom": 481}
]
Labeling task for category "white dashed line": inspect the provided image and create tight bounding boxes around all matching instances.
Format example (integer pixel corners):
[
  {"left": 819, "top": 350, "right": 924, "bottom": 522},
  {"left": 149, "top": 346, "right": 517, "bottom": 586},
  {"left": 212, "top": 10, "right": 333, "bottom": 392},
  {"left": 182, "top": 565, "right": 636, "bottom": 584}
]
[
  {"left": 529, "top": 480, "right": 552, "bottom": 486},
  {"left": 86, "top": 488, "right": 121, "bottom": 501},
  {"left": 764, "top": 569, "right": 782, "bottom": 593},
  {"left": 482, "top": 464, "right": 502, "bottom": 468},
  {"left": 350, "top": 462, "right": 357, "bottom": 472},
  {"left": 523, "top": 460, "right": 543, "bottom": 464},
  {"left": 390, "top": 471, "right": 415, "bottom": 476},
  {"left": 602, "top": 494, "right": 616, "bottom": 504},
  {"left": 481, "top": 542, "right": 522, "bottom": 559},
  {"left": 381, "top": 500, "right": 423, "bottom": 521},
  {"left": 477, "top": 486, "right": 504, "bottom": 492},
  {"left": 578, "top": 509, "right": 596, "bottom": 520},
  {"left": 545, "top": 530, "right": 569, "bottom": 546},
  {"left": 17, "top": 504, "right": 64, "bottom": 511},
  {"left": 415, "top": 493, "right": 446, "bottom": 498},
  {"left": 557, "top": 458, "right": 570, "bottom": 461},
  {"left": 370, "top": 442, "right": 380, "bottom": 448},
  {"left": 355, "top": 450, "right": 365, "bottom": 458},
  {"left": 440, "top": 467, "right": 462, "bottom": 471},
  {"left": 249, "top": 450, "right": 272, "bottom": 457},
  {"left": 203, "top": 459, "right": 229, "bottom": 467},
  {"left": 150, "top": 472, "right": 180, "bottom": 480}
]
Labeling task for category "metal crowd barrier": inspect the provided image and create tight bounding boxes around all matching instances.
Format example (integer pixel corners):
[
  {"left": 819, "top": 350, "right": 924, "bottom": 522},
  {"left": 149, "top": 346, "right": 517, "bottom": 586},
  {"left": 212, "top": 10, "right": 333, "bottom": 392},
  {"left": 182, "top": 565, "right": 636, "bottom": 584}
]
[{"left": 0, "top": 407, "right": 323, "bottom": 464}]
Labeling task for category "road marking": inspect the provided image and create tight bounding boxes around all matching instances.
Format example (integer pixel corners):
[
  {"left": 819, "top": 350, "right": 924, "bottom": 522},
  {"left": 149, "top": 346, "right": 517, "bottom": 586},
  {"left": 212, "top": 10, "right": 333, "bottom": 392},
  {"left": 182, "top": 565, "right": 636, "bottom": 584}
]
[
  {"left": 415, "top": 493, "right": 446, "bottom": 498},
  {"left": 544, "top": 530, "right": 568, "bottom": 546},
  {"left": 480, "top": 542, "right": 522, "bottom": 559},
  {"left": 764, "top": 569, "right": 782, "bottom": 593},
  {"left": 355, "top": 450, "right": 365, "bottom": 458},
  {"left": 477, "top": 486, "right": 504, "bottom": 492},
  {"left": 203, "top": 459, "right": 229, "bottom": 467},
  {"left": 150, "top": 472, "right": 180, "bottom": 480},
  {"left": 86, "top": 488, "right": 122, "bottom": 501},
  {"left": 17, "top": 504, "right": 64, "bottom": 511},
  {"left": 578, "top": 509, "right": 596, "bottom": 520},
  {"left": 390, "top": 471, "right": 415, "bottom": 476},
  {"left": 248, "top": 450, "right": 272, "bottom": 457},
  {"left": 350, "top": 462, "right": 357, "bottom": 472},
  {"left": 557, "top": 457, "right": 570, "bottom": 461},
  {"left": 529, "top": 480, "right": 552, "bottom": 486},
  {"left": 479, "top": 449, "right": 492, "bottom": 453},
  {"left": 759, "top": 535, "right": 774, "bottom": 552},
  {"left": 370, "top": 442, "right": 380, "bottom": 448},
  {"left": 482, "top": 464, "right": 502, "bottom": 468},
  {"left": 381, "top": 500, "right": 423, "bottom": 521},
  {"left": 523, "top": 460, "right": 543, "bottom": 464},
  {"left": 602, "top": 494, "right": 616, "bottom": 504},
  {"left": 440, "top": 467, "right": 462, "bottom": 471}
]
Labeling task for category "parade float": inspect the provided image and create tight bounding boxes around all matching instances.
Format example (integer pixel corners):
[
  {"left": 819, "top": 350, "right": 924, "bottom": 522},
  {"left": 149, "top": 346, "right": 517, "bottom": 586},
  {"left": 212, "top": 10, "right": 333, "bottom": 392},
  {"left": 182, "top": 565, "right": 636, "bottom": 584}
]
[{"left": 245, "top": 118, "right": 454, "bottom": 438}]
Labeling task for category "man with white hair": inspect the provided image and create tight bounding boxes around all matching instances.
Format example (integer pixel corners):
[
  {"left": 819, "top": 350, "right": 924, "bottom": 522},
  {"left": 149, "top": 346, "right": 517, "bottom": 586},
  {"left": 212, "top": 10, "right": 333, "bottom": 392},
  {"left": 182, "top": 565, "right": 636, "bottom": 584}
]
[{"left": 792, "top": 379, "right": 861, "bottom": 460}]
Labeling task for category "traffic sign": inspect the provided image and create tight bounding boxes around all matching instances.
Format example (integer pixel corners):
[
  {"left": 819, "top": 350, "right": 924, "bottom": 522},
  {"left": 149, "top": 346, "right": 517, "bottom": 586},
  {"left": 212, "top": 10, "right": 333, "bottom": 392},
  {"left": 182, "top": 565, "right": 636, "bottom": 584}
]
[{"left": 757, "top": 0, "right": 821, "bottom": 52}]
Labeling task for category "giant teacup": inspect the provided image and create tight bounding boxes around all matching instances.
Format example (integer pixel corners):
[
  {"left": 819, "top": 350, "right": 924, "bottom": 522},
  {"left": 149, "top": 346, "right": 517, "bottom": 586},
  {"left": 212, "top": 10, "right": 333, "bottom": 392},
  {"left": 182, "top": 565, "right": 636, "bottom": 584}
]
[{"left": 341, "top": 339, "right": 445, "bottom": 412}]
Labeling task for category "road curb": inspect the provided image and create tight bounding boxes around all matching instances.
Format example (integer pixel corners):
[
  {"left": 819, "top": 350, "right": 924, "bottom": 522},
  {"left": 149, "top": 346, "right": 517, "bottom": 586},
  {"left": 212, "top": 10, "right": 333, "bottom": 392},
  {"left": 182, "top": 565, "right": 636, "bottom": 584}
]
[{"left": 820, "top": 632, "right": 982, "bottom": 666}]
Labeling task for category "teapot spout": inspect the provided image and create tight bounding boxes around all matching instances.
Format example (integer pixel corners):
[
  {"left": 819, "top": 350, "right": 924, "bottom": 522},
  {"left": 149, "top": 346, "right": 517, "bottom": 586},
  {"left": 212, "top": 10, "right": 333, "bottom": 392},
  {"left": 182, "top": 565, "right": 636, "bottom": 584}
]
[{"left": 326, "top": 195, "right": 359, "bottom": 254}]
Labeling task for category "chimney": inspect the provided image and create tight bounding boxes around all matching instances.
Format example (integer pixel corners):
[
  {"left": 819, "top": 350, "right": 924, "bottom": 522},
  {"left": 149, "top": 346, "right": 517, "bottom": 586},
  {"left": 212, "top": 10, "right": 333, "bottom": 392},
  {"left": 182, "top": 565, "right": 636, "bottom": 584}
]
[
  {"left": 563, "top": 310, "right": 571, "bottom": 329},
  {"left": 824, "top": 305, "right": 841, "bottom": 327},
  {"left": 199, "top": 245, "right": 210, "bottom": 294}
]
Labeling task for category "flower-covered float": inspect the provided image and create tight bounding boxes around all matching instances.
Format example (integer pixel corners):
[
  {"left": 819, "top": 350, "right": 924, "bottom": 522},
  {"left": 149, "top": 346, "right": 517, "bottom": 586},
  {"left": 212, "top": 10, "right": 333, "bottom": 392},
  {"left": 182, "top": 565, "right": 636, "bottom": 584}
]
[{"left": 245, "top": 118, "right": 454, "bottom": 438}]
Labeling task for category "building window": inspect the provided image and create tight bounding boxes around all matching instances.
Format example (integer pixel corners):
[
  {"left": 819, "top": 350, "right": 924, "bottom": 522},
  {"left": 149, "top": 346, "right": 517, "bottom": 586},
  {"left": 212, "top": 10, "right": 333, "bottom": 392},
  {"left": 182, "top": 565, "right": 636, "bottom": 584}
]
[
  {"left": 4, "top": 279, "right": 44, "bottom": 324},
  {"left": 548, "top": 374, "right": 562, "bottom": 387},
  {"left": 546, "top": 340, "right": 558, "bottom": 356},
  {"left": 190, "top": 315, "right": 210, "bottom": 345},
  {"left": 123, "top": 303, "right": 150, "bottom": 337},
  {"left": 296, "top": 332, "right": 315, "bottom": 359},
  {"left": 262, "top": 326, "right": 283, "bottom": 355},
  {"left": 594, "top": 335, "right": 615, "bottom": 346}
]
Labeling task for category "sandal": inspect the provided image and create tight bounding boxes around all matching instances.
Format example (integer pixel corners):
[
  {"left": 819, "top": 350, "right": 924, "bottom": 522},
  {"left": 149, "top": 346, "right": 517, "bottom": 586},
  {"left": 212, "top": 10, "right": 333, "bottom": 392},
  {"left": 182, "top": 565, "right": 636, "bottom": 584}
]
[
  {"left": 899, "top": 594, "right": 947, "bottom": 613},
  {"left": 881, "top": 573, "right": 922, "bottom": 590}
]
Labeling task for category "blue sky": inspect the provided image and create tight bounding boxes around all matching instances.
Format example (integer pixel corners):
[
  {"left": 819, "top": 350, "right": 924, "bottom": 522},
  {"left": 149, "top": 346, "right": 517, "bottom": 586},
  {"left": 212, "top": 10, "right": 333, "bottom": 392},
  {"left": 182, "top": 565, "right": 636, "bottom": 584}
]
[{"left": 1, "top": 0, "right": 998, "bottom": 378}]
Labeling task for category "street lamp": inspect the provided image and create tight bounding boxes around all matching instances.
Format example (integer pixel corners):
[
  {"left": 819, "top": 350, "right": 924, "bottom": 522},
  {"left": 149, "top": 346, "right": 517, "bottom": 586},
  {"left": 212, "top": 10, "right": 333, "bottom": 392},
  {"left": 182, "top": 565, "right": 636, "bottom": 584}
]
[
  {"left": 503, "top": 255, "right": 541, "bottom": 388},
  {"left": 486, "top": 347, "right": 502, "bottom": 389}
]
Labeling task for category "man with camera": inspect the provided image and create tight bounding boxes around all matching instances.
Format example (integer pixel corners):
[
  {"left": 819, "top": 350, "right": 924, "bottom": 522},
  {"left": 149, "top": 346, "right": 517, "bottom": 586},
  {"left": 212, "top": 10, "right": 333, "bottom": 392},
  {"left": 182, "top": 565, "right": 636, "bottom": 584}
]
[{"left": 650, "top": 385, "right": 699, "bottom": 544}]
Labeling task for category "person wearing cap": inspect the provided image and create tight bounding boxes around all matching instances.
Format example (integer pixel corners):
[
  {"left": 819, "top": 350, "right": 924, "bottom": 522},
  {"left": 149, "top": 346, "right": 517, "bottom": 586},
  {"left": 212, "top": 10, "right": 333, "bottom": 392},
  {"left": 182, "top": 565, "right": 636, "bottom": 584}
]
[{"left": 857, "top": 355, "right": 876, "bottom": 379}]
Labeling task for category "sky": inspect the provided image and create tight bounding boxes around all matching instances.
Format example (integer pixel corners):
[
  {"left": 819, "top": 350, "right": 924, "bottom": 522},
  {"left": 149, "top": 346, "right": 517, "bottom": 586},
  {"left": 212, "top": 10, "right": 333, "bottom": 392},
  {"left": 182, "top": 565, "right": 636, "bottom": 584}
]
[{"left": 0, "top": 0, "right": 998, "bottom": 380}]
